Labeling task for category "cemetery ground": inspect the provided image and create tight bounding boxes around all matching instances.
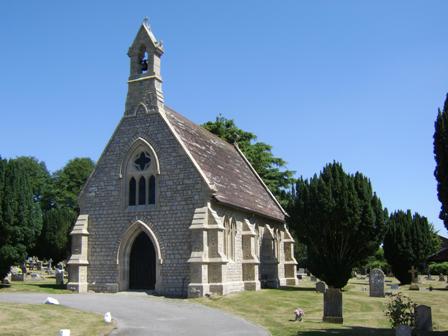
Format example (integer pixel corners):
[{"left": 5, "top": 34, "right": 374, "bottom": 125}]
[
  {"left": 194, "top": 277, "right": 448, "bottom": 336},
  {"left": 1, "top": 276, "right": 448, "bottom": 335}
]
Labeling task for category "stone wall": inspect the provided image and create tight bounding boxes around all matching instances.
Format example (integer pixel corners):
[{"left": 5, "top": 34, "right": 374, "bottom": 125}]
[{"left": 80, "top": 111, "right": 208, "bottom": 296}]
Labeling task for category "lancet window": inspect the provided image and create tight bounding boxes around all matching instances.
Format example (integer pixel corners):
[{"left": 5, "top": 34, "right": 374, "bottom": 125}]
[
  {"left": 224, "top": 217, "right": 237, "bottom": 261},
  {"left": 126, "top": 148, "right": 157, "bottom": 207}
]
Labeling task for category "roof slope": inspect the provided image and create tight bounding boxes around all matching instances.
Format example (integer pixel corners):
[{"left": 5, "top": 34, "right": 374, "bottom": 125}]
[{"left": 164, "top": 106, "right": 286, "bottom": 222}]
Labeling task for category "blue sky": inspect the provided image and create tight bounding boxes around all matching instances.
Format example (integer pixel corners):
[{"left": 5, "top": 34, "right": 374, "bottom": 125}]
[{"left": 1, "top": 1, "right": 447, "bottom": 236}]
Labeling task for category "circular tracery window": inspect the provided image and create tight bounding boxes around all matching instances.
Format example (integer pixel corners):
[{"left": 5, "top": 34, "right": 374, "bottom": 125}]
[{"left": 134, "top": 151, "right": 151, "bottom": 171}]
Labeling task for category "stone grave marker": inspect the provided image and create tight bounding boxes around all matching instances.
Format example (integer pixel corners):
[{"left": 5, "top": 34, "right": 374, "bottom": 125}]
[
  {"left": 55, "top": 268, "right": 64, "bottom": 285},
  {"left": 323, "top": 288, "right": 343, "bottom": 323},
  {"left": 439, "top": 274, "right": 445, "bottom": 281},
  {"left": 297, "top": 268, "right": 305, "bottom": 274},
  {"left": 316, "top": 281, "right": 326, "bottom": 293},
  {"left": 415, "top": 305, "right": 432, "bottom": 332},
  {"left": 369, "top": 268, "right": 385, "bottom": 297},
  {"left": 408, "top": 266, "right": 419, "bottom": 290}
]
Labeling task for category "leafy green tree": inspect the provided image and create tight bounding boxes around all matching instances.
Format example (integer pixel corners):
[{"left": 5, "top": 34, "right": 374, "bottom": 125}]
[
  {"left": 290, "top": 162, "right": 386, "bottom": 288},
  {"left": 34, "top": 158, "right": 94, "bottom": 261},
  {"left": 202, "top": 115, "right": 295, "bottom": 206},
  {"left": 363, "top": 248, "right": 391, "bottom": 274},
  {"left": 52, "top": 158, "right": 95, "bottom": 210},
  {"left": 0, "top": 159, "right": 43, "bottom": 278},
  {"left": 434, "top": 94, "right": 448, "bottom": 230},
  {"left": 383, "top": 210, "right": 437, "bottom": 284}
]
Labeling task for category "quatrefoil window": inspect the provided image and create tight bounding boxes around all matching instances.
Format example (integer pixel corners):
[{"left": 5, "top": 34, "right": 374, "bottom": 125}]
[{"left": 134, "top": 152, "right": 151, "bottom": 171}]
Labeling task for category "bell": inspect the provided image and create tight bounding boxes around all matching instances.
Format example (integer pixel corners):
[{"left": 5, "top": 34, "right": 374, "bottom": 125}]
[{"left": 141, "top": 59, "right": 148, "bottom": 72}]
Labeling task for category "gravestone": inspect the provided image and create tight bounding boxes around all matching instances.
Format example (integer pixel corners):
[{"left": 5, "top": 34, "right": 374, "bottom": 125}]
[
  {"left": 316, "top": 281, "right": 326, "bottom": 293},
  {"left": 323, "top": 287, "right": 343, "bottom": 323},
  {"left": 20, "top": 262, "right": 27, "bottom": 276},
  {"left": 415, "top": 305, "right": 432, "bottom": 332},
  {"left": 55, "top": 268, "right": 64, "bottom": 285},
  {"left": 369, "top": 268, "right": 385, "bottom": 297},
  {"left": 408, "top": 266, "right": 419, "bottom": 290},
  {"left": 439, "top": 274, "right": 445, "bottom": 281},
  {"left": 11, "top": 273, "right": 25, "bottom": 281},
  {"left": 395, "top": 325, "right": 412, "bottom": 336},
  {"left": 297, "top": 268, "right": 305, "bottom": 274}
]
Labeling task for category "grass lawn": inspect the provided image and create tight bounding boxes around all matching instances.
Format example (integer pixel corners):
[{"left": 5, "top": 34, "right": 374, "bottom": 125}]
[
  {"left": 0, "top": 278, "right": 71, "bottom": 294},
  {"left": 0, "top": 302, "right": 115, "bottom": 336},
  {"left": 194, "top": 277, "right": 448, "bottom": 336}
]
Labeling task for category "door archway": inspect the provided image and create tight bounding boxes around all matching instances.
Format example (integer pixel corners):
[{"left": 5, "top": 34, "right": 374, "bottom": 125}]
[
  {"left": 129, "top": 232, "right": 156, "bottom": 289},
  {"left": 117, "top": 220, "right": 163, "bottom": 291}
]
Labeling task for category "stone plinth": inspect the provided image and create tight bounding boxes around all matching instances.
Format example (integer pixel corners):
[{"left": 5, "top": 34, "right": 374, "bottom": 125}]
[{"left": 67, "top": 214, "right": 89, "bottom": 293}]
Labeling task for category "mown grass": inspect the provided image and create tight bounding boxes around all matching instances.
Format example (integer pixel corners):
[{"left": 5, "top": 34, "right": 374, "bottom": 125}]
[
  {"left": 194, "top": 277, "right": 448, "bottom": 336},
  {"left": 0, "top": 279, "right": 71, "bottom": 294},
  {"left": 0, "top": 302, "right": 115, "bottom": 336}
]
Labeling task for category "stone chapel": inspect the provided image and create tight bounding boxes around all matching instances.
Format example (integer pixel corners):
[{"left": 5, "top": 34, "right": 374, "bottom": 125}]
[{"left": 67, "top": 20, "right": 297, "bottom": 297}]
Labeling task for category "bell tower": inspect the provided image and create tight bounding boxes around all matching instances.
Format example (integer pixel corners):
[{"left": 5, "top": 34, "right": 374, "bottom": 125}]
[{"left": 125, "top": 18, "right": 165, "bottom": 116}]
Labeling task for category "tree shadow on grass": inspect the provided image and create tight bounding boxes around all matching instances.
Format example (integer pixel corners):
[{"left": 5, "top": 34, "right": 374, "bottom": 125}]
[
  {"left": 276, "top": 286, "right": 317, "bottom": 292},
  {"left": 295, "top": 326, "right": 448, "bottom": 336},
  {"left": 32, "top": 283, "right": 67, "bottom": 290}
]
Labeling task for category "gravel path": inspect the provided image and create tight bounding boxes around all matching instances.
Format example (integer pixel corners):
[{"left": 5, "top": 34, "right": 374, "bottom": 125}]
[{"left": 0, "top": 292, "right": 269, "bottom": 336}]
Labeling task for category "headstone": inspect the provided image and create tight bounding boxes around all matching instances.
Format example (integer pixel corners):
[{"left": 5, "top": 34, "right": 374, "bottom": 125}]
[
  {"left": 20, "top": 262, "right": 27, "bottom": 276},
  {"left": 48, "top": 258, "right": 53, "bottom": 272},
  {"left": 11, "top": 273, "right": 25, "bottom": 281},
  {"left": 316, "top": 281, "right": 326, "bottom": 293},
  {"left": 104, "top": 312, "right": 112, "bottom": 323},
  {"left": 415, "top": 305, "right": 432, "bottom": 332},
  {"left": 323, "top": 287, "right": 343, "bottom": 323},
  {"left": 30, "top": 273, "right": 42, "bottom": 280},
  {"left": 390, "top": 284, "right": 399, "bottom": 291},
  {"left": 439, "top": 274, "right": 445, "bottom": 281},
  {"left": 55, "top": 268, "right": 64, "bottom": 285},
  {"left": 395, "top": 325, "right": 412, "bottom": 336},
  {"left": 310, "top": 275, "right": 317, "bottom": 282},
  {"left": 408, "top": 266, "right": 418, "bottom": 284},
  {"left": 36, "top": 260, "right": 43, "bottom": 271},
  {"left": 369, "top": 268, "right": 385, "bottom": 297},
  {"left": 298, "top": 268, "right": 305, "bottom": 274}
]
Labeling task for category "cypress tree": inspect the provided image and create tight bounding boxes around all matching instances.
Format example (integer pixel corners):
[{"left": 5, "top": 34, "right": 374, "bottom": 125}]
[
  {"left": 434, "top": 94, "right": 448, "bottom": 230},
  {"left": 0, "top": 159, "right": 42, "bottom": 278},
  {"left": 383, "top": 210, "right": 436, "bottom": 284},
  {"left": 291, "top": 162, "right": 386, "bottom": 288}
]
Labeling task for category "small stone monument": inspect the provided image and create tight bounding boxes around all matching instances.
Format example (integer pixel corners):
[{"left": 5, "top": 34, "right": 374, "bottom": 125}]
[
  {"left": 323, "top": 287, "right": 343, "bottom": 323},
  {"left": 55, "top": 267, "right": 64, "bottom": 285},
  {"left": 316, "top": 281, "right": 326, "bottom": 293},
  {"left": 369, "top": 268, "right": 385, "bottom": 297},
  {"left": 415, "top": 305, "right": 432, "bottom": 332},
  {"left": 438, "top": 273, "right": 445, "bottom": 282},
  {"left": 408, "top": 266, "right": 419, "bottom": 290}
]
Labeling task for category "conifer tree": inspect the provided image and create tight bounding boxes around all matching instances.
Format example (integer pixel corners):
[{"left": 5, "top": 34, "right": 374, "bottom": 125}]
[
  {"left": 0, "top": 159, "right": 42, "bottom": 278},
  {"left": 383, "top": 210, "right": 437, "bottom": 284},
  {"left": 291, "top": 162, "right": 386, "bottom": 288},
  {"left": 434, "top": 94, "right": 448, "bottom": 230}
]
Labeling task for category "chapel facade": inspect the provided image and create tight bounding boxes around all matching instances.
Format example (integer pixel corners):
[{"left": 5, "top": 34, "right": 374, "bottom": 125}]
[{"left": 67, "top": 20, "right": 297, "bottom": 297}]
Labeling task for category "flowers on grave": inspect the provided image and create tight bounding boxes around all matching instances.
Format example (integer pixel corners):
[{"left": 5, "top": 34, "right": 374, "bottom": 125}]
[
  {"left": 294, "top": 308, "right": 304, "bottom": 321},
  {"left": 385, "top": 293, "right": 416, "bottom": 328}
]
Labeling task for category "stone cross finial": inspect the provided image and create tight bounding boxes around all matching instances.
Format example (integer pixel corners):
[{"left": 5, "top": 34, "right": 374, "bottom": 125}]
[
  {"left": 143, "top": 17, "right": 150, "bottom": 29},
  {"left": 409, "top": 266, "right": 418, "bottom": 283}
]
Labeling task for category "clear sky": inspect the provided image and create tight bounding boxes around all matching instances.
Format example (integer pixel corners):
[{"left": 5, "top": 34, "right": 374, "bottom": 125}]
[{"left": 1, "top": 1, "right": 447, "bottom": 236}]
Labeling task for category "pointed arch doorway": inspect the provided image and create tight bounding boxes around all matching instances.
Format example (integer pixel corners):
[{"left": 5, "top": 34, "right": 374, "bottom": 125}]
[
  {"left": 129, "top": 232, "right": 156, "bottom": 290},
  {"left": 117, "top": 220, "right": 163, "bottom": 292}
]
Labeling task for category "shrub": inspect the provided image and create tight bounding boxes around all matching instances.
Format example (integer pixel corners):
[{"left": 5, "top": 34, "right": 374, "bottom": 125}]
[
  {"left": 429, "top": 262, "right": 448, "bottom": 275},
  {"left": 385, "top": 293, "right": 416, "bottom": 328}
]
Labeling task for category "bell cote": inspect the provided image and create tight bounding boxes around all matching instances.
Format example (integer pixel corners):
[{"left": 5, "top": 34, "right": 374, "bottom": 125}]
[{"left": 125, "top": 19, "right": 165, "bottom": 116}]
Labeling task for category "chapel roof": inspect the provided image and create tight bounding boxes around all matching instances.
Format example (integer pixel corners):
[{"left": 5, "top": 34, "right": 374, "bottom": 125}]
[{"left": 164, "top": 106, "right": 286, "bottom": 222}]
